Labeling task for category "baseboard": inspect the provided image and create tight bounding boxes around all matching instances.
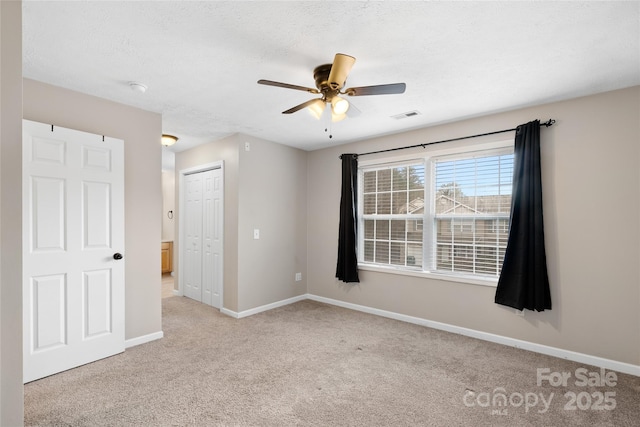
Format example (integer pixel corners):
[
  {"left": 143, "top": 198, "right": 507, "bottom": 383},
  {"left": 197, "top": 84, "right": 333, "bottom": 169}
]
[
  {"left": 172, "top": 289, "right": 181, "bottom": 296},
  {"left": 207, "top": 292, "right": 639, "bottom": 376},
  {"left": 220, "top": 307, "right": 239, "bottom": 318},
  {"left": 307, "top": 294, "right": 640, "bottom": 377},
  {"left": 125, "top": 331, "right": 164, "bottom": 349},
  {"left": 221, "top": 294, "right": 308, "bottom": 319}
]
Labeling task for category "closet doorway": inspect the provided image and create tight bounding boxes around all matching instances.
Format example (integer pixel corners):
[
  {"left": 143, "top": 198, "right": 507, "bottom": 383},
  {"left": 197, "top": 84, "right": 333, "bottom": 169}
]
[{"left": 179, "top": 162, "right": 223, "bottom": 309}]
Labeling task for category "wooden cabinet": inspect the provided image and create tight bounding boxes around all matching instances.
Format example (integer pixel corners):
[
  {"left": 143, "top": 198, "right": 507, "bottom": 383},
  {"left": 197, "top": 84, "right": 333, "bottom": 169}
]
[{"left": 161, "top": 241, "right": 173, "bottom": 274}]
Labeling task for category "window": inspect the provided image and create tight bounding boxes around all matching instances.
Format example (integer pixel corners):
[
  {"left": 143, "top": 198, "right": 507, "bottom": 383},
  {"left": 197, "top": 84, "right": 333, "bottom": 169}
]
[
  {"left": 361, "top": 164, "right": 425, "bottom": 268},
  {"left": 358, "top": 147, "right": 513, "bottom": 281}
]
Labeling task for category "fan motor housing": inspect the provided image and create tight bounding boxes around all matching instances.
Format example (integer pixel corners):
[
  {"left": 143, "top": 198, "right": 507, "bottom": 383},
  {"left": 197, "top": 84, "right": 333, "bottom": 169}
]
[
  {"left": 314, "top": 64, "right": 342, "bottom": 101},
  {"left": 313, "top": 64, "right": 333, "bottom": 92}
]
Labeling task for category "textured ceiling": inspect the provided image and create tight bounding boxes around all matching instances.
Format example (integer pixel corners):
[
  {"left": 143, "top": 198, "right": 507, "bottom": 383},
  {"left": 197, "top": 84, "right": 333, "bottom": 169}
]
[{"left": 23, "top": 1, "right": 640, "bottom": 152}]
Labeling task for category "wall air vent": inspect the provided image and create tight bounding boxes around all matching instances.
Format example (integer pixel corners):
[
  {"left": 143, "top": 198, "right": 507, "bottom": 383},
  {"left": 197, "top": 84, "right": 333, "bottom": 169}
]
[{"left": 392, "top": 110, "right": 421, "bottom": 120}]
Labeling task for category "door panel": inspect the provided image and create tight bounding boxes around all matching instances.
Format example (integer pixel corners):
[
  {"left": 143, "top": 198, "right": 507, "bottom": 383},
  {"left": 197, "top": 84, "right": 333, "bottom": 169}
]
[
  {"left": 182, "top": 167, "right": 223, "bottom": 308},
  {"left": 82, "top": 145, "right": 111, "bottom": 171},
  {"left": 31, "top": 274, "right": 67, "bottom": 351},
  {"left": 83, "top": 181, "right": 111, "bottom": 248},
  {"left": 23, "top": 120, "right": 125, "bottom": 383},
  {"left": 210, "top": 169, "right": 223, "bottom": 308},
  {"left": 32, "top": 136, "right": 65, "bottom": 164},
  {"left": 183, "top": 174, "right": 203, "bottom": 300},
  {"left": 83, "top": 269, "right": 112, "bottom": 338},
  {"left": 202, "top": 171, "right": 214, "bottom": 306},
  {"left": 31, "top": 177, "right": 66, "bottom": 251}
]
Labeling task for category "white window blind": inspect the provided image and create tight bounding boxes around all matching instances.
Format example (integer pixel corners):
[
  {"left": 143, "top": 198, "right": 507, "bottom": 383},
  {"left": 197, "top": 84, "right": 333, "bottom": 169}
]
[{"left": 431, "top": 151, "right": 513, "bottom": 277}]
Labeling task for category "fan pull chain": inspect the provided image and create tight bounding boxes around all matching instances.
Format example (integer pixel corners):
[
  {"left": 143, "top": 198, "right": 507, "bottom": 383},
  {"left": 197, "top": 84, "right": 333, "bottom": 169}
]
[
  {"left": 325, "top": 109, "right": 333, "bottom": 139},
  {"left": 325, "top": 126, "right": 333, "bottom": 139}
]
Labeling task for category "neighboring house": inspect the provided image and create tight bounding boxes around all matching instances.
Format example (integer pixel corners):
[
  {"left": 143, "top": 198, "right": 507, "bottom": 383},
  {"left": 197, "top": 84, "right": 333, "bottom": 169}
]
[
  {"left": 392, "top": 194, "right": 511, "bottom": 274},
  {"left": 435, "top": 194, "right": 511, "bottom": 275}
]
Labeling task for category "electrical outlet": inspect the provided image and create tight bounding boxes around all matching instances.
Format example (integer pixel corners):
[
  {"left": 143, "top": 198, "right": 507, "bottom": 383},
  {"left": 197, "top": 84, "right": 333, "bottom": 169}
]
[
  {"left": 253, "top": 229, "right": 260, "bottom": 239},
  {"left": 295, "top": 273, "right": 302, "bottom": 282}
]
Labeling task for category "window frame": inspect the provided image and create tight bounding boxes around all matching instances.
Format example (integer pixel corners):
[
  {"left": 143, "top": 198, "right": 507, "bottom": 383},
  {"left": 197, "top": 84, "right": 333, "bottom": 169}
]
[
  {"left": 359, "top": 160, "right": 427, "bottom": 269},
  {"left": 357, "top": 139, "right": 514, "bottom": 287}
]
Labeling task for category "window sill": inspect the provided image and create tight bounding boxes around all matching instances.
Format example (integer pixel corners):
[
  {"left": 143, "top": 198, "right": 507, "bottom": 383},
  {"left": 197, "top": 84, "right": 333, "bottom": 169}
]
[{"left": 357, "top": 263, "right": 498, "bottom": 288}]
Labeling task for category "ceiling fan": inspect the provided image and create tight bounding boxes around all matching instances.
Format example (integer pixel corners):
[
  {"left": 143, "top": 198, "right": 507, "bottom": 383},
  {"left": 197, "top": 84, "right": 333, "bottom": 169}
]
[{"left": 258, "top": 53, "right": 406, "bottom": 122}]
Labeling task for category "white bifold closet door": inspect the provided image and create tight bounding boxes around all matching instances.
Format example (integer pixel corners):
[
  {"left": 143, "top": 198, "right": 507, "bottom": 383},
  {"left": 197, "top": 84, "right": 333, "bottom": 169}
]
[
  {"left": 182, "top": 168, "right": 223, "bottom": 308},
  {"left": 22, "top": 120, "right": 125, "bottom": 383}
]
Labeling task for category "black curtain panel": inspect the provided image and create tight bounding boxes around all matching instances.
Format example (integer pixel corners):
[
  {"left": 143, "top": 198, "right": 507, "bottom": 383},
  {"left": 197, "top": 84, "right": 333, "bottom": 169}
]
[
  {"left": 336, "top": 154, "right": 360, "bottom": 283},
  {"left": 495, "top": 120, "right": 552, "bottom": 311}
]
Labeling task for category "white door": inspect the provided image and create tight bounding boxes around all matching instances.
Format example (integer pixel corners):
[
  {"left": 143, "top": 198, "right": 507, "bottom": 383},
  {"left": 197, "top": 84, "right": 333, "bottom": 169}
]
[
  {"left": 22, "top": 120, "right": 125, "bottom": 383},
  {"left": 183, "top": 173, "right": 203, "bottom": 301},
  {"left": 201, "top": 169, "right": 223, "bottom": 308},
  {"left": 182, "top": 167, "right": 223, "bottom": 308}
]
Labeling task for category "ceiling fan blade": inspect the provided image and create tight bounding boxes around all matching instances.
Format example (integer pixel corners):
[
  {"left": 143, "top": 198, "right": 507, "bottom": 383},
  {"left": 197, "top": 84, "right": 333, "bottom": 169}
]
[
  {"left": 258, "top": 79, "right": 319, "bottom": 94},
  {"left": 282, "top": 98, "right": 324, "bottom": 114},
  {"left": 345, "top": 83, "right": 406, "bottom": 96},
  {"left": 327, "top": 53, "right": 356, "bottom": 90}
]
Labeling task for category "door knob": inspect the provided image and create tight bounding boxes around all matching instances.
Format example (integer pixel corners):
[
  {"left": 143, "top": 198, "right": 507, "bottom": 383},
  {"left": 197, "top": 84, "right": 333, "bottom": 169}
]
[{"left": 113, "top": 253, "right": 123, "bottom": 260}]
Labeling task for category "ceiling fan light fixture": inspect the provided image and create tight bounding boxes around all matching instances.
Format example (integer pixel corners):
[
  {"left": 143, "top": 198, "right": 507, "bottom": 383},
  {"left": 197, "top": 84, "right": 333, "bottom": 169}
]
[
  {"left": 161, "top": 134, "right": 178, "bottom": 146},
  {"left": 307, "top": 99, "right": 326, "bottom": 119},
  {"left": 331, "top": 96, "right": 349, "bottom": 115}
]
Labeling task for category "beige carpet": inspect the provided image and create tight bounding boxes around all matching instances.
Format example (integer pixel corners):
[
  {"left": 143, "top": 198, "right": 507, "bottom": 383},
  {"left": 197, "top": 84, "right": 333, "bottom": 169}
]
[
  {"left": 25, "top": 297, "right": 640, "bottom": 426},
  {"left": 161, "top": 273, "right": 175, "bottom": 299}
]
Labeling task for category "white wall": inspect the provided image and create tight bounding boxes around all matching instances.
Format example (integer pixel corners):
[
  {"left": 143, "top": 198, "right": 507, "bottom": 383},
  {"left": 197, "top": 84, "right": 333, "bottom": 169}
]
[
  {"left": 175, "top": 133, "right": 308, "bottom": 314},
  {"left": 307, "top": 86, "right": 640, "bottom": 367},
  {"left": 237, "top": 135, "right": 308, "bottom": 312},
  {"left": 0, "top": 1, "right": 24, "bottom": 424},
  {"left": 23, "top": 79, "right": 164, "bottom": 342},
  {"left": 162, "top": 170, "right": 175, "bottom": 242}
]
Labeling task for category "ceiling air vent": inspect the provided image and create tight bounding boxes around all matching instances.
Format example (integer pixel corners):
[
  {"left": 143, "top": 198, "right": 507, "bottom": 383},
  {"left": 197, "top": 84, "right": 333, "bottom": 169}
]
[{"left": 392, "top": 110, "right": 421, "bottom": 120}]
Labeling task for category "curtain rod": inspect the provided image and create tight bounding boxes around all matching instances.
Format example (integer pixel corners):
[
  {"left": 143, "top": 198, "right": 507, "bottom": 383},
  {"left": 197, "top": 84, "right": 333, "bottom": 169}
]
[{"left": 343, "top": 119, "right": 555, "bottom": 159}]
